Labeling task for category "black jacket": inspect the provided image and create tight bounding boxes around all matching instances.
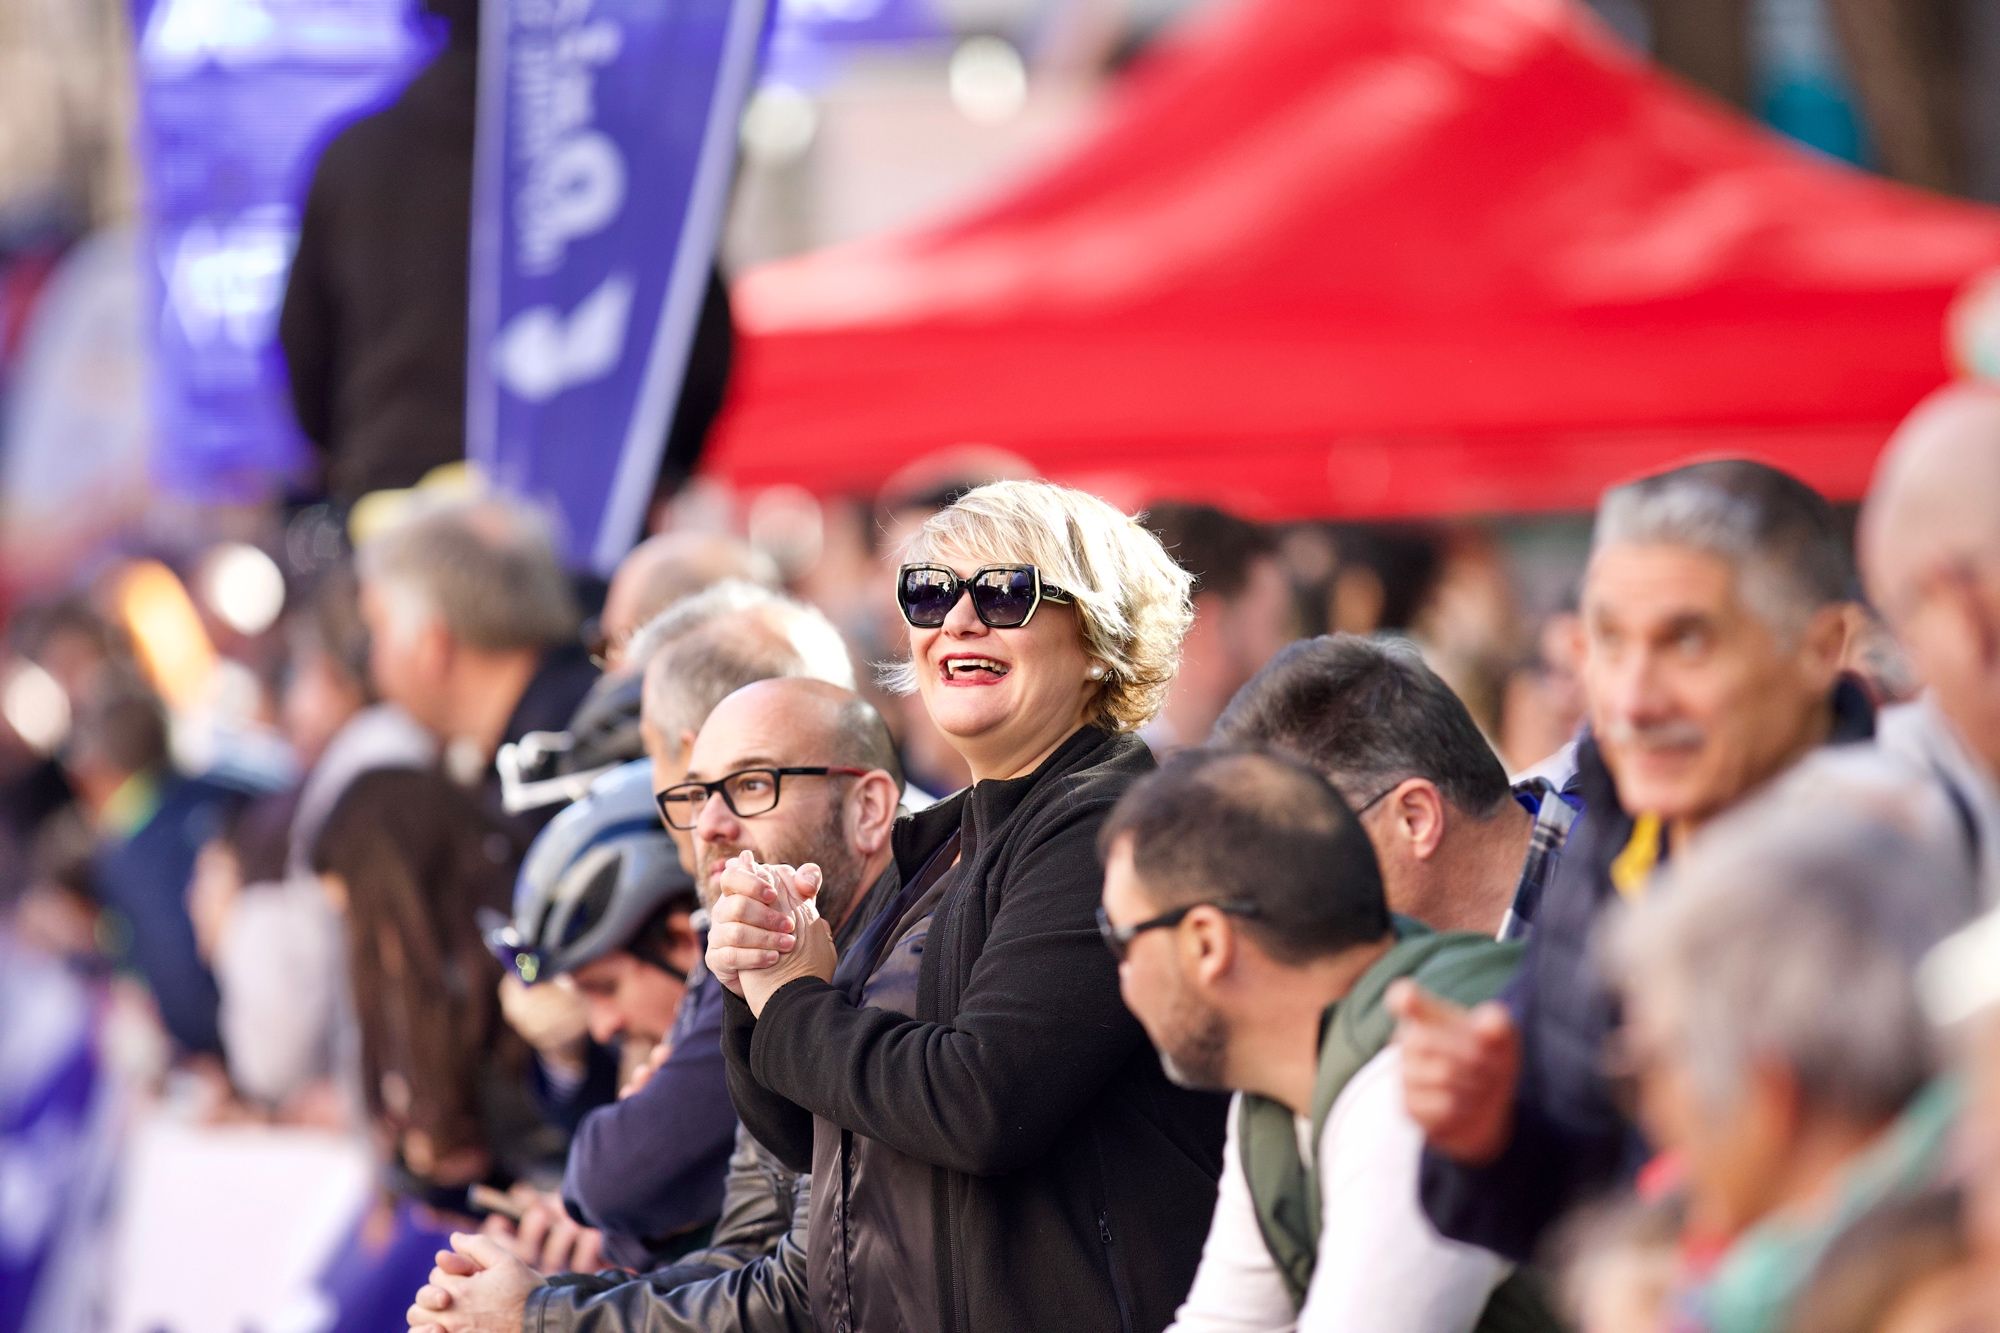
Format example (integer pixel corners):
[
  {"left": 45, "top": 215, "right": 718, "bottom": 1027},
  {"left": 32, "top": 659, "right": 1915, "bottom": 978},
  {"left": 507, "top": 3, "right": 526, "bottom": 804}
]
[
  {"left": 526, "top": 1124, "right": 812, "bottom": 1333},
  {"left": 525, "top": 866, "right": 899, "bottom": 1333},
  {"left": 1419, "top": 679, "right": 1878, "bottom": 1264},
  {"left": 725, "top": 726, "right": 1227, "bottom": 1333}
]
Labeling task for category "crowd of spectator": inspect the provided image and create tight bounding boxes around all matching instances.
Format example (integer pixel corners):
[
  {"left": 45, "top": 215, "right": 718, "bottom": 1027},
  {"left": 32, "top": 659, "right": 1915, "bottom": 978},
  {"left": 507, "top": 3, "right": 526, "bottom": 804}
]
[{"left": 4, "top": 384, "right": 2000, "bottom": 1333}]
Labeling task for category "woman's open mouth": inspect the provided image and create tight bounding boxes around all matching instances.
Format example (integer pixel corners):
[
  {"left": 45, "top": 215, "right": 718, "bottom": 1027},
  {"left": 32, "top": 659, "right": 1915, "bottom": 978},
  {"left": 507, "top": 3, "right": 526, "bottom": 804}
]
[{"left": 939, "top": 655, "right": 1011, "bottom": 685}]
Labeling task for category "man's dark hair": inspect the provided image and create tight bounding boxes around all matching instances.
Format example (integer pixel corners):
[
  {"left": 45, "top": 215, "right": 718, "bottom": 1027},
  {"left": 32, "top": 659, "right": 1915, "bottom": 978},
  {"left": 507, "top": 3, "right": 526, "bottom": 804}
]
[
  {"left": 1099, "top": 748, "right": 1390, "bottom": 965},
  {"left": 1213, "top": 634, "right": 1511, "bottom": 817},
  {"left": 1145, "top": 501, "right": 1279, "bottom": 600}
]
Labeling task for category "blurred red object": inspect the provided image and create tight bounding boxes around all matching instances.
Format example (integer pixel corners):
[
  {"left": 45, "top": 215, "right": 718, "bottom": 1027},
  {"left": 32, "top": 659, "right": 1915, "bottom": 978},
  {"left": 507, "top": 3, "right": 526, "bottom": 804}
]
[{"left": 704, "top": 0, "right": 2000, "bottom": 518}]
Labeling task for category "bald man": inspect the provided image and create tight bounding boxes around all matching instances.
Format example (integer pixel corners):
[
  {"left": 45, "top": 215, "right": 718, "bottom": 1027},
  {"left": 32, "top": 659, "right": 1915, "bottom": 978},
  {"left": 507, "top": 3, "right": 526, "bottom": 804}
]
[
  {"left": 596, "top": 534, "right": 777, "bottom": 673},
  {"left": 411, "top": 678, "right": 904, "bottom": 1333},
  {"left": 1863, "top": 383, "right": 2000, "bottom": 899}
]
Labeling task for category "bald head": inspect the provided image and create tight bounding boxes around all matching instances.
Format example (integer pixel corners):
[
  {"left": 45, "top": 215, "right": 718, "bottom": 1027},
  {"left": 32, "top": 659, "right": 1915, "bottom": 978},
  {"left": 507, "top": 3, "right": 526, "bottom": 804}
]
[
  {"left": 699, "top": 678, "right": 903, "bottom": 794},
  {"left": 602, "top": 534, "right": 777, "bottom": 669},
  {"left": 1864, "top": 384, "right": 2000, "bottom": 582},
  {"left": 681, "top": 679, "right": 904, "bottom": 923},
  {"left": 1863, "top": 383, "right": 2000, "bottom": 774}
]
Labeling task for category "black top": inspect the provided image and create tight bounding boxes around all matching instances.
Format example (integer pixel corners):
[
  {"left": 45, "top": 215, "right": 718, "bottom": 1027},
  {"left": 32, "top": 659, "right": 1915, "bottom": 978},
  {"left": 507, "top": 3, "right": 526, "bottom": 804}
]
[{"left": 723, "top": 726, "right": 1227, "bottom": 1333}]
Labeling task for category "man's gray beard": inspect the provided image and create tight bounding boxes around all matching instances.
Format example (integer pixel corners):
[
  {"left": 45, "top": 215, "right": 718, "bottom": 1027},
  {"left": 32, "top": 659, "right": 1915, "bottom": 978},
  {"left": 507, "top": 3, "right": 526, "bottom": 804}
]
[{"left": 1159, "top": 1005, "right": 1230, "bottom": 1092}]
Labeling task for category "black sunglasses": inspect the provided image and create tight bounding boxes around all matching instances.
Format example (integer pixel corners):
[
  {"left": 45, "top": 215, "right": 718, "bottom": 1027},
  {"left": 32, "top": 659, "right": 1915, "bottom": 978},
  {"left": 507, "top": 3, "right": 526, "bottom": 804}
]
[
  {"left": 896, "top": 563, "right": 1075, "bottom": 630},
  {"left": 1095, "top": 899, "right": 1262, "bottom": 962},
  {"left": 655, "top": 765, "right": 869, "bottom": 830}
]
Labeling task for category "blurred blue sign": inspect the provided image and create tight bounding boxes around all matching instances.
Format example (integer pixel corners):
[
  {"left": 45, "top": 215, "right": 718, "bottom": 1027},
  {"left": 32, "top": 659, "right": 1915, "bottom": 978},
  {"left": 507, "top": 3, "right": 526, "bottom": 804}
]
[
  {"left": 131, "top": 0, "right": 436, "bottom": 501},
  {"left": 467, "top": 0, "right": 774, "bottom": 573}
]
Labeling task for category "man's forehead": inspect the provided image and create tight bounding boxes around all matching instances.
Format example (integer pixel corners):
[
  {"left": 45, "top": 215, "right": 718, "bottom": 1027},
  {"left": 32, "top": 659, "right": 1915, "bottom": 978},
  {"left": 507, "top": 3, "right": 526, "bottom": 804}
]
[
  {"left": 688, "top": 701, "right": 820, "bottom": 773},
  {"left": 1583, "top": 543, "right": 1743, "bottom": 618}
]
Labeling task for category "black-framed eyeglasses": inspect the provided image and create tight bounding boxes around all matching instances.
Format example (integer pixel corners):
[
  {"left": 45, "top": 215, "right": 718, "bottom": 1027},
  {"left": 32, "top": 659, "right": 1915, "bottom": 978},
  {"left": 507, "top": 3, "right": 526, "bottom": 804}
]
[
  {"left": 1351, "top": 779, "right": 1407, "bottom": 817},
  {"left": 1095, "top": 899, "right": 1262, "bottom": 962},
  {"left": 896, "top": 563, "right": 1075, "bottom": 630},
  {"left": 655, "top": 765, "right": 869, "bottom": 830}
]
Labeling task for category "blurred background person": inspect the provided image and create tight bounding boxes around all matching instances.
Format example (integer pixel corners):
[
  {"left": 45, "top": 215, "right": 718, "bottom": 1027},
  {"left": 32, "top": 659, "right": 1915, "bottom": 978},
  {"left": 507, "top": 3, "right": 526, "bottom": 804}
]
[
  {"left": 1394, "top": 460, "right": 1875, "bottom": 1266},
  {"left": 59, "top": 672, "right": 245, "bottom": 1058},
  {"left": 355, "top": 493, "right": 595, "bottom": 852},
  {"left": 1141, "top": 501, "right": 1298, "bottom": 752},
  {"left": 706, "top": 480, "right": 1224, "bottom": 1333},
  {"left": 191, "top": 569, "right": 431, "bottom": 1120},
  {"left": 306, "top": 763, "right": 543, "bottom": 1332},
  {"left": 1602, "top": 779, "right": 1973, "bottom": 1331},
  {"left": 588, "top": 532, "right": 776, "bottom": 676},
  {"left": 1214, "top": 634, "right": 1580, "bottom": 940},
  {"left": 277, "top": 0, "right": 736, "bottom": 512},
  {"left": 1864, "top": 382, "right": 2000, "bottom": 899}
]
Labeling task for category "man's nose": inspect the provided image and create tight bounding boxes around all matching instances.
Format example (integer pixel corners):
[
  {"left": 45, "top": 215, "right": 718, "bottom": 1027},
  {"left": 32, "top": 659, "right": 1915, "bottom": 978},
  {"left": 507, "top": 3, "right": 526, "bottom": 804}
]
[
  {"left": 586, "top": 1001, "right": 623, "bottom": 1047},
  {"left": 694, "top": 789, "right": 741, "bottom": 844}
]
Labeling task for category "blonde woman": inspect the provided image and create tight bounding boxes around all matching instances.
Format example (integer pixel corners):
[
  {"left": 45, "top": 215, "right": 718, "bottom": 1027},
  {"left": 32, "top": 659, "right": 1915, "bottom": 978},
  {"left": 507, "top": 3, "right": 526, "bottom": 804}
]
[{"left": 707, "top": 480, "right": 1226, "bottom": 1333}]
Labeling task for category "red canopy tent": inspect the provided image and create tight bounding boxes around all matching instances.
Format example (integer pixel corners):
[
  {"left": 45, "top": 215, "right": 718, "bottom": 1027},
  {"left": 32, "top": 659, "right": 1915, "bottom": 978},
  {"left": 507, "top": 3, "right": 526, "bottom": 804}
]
[{"left": 701, "top": 0, "right": 2000, "bottom": 518}]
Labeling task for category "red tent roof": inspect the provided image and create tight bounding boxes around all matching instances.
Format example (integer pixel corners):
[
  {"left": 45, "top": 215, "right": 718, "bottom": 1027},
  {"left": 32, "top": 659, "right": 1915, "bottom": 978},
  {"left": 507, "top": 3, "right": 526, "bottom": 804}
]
[{"left": 702, "top": 0, "right": 2000, "bottom": 517}]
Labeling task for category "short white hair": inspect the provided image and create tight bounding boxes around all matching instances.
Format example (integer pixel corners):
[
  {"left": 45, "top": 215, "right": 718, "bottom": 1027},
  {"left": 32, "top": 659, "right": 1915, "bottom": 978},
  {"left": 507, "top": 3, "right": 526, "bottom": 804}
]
[
  {"left": 880, "top": 480, "right": 1194, "bottom": 732},
  {"left": 1605, "top": 754, "right": 1971, "bottom": 1122},
  {"left": 635, "top": 582, "right": 857, "bottom": 749},
  {"left": 1592, "top": 460, "right": 1850, "bottom": 642}
]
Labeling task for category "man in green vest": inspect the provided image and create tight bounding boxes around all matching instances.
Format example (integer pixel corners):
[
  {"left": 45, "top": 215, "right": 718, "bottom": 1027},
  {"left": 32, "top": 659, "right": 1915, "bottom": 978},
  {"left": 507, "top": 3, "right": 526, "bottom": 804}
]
[{"left": 1096, "top": 747, "right": 1557, "bottom": 1332}]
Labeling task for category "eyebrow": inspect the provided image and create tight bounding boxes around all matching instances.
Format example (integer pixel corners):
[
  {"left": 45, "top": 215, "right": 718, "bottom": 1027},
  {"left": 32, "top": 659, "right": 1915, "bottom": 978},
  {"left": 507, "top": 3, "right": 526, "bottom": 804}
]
[{"left": 682, "top": 754, "right": 784, "bottom": 781}]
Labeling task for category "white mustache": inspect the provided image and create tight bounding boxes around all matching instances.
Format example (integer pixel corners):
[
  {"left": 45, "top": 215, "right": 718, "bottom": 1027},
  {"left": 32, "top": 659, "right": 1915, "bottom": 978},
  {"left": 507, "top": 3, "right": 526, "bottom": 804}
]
[{"left": 1602, "top": 719, "right": 1706, "bottom": 750}]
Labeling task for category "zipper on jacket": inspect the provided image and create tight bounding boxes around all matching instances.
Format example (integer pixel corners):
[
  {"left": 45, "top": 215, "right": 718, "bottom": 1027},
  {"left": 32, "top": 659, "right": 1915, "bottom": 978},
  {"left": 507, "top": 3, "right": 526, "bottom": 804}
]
[{"left": 1097, "top": 1209, "right": 1136, "bottom": 1333}]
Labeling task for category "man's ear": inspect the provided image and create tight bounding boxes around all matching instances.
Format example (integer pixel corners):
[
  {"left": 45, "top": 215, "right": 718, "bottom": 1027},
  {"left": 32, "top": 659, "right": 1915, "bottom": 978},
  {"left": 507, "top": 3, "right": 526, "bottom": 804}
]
[
  {"left": 1185, "top": 908, "right": 1239, "bottom": 989},
  {"left": 1391, "top": 780, "right": 1448, "bottom": 862},
  {"left": 1798, "top": 603, "right": 1851, "bottom": 692},
  {"left": 416, "top": 616, "right": 455, "bottom": 680},
  {"left": 847, "top": 772, "right": 900, "bottom": 855}
]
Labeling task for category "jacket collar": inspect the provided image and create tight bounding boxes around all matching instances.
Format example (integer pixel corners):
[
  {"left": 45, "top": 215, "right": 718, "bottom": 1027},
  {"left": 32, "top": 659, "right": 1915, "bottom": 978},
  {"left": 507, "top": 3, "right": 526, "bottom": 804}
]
[{"left": 893, "top": 725, "right": 1125, "bottom": 868}]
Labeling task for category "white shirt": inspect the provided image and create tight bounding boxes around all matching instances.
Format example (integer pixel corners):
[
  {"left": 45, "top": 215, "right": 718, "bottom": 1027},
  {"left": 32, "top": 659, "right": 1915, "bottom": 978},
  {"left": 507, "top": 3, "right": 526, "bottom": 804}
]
[{"left": 1169, "top": 1048, "right": 1510, "bottom": 1333}]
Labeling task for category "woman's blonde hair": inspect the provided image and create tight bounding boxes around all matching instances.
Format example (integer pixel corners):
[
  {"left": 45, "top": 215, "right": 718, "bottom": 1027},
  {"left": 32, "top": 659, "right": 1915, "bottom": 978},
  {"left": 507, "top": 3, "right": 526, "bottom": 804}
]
[{"left": 881, "top": 480, "right": 1195, "bottom": 732}]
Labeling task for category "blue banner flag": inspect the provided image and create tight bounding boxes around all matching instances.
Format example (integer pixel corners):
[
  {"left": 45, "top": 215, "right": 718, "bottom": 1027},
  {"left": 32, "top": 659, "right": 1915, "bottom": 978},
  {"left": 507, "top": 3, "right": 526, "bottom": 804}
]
[
  {"left": 132, "top": 0, "right": 436, "bottom": 501},
  {"left": 468, "top": 0, "right": 774, "bottom": 573}
]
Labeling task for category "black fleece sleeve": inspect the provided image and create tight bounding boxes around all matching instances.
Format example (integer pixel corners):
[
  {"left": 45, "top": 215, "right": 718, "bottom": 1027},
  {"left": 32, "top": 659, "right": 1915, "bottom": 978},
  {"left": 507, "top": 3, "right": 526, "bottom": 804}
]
[
  {"left": 744, "top": 799, "right": 1148, "bottom": 1178},
  {"left": 720, "top": 991, "right": 814, "bottom": 1173}
]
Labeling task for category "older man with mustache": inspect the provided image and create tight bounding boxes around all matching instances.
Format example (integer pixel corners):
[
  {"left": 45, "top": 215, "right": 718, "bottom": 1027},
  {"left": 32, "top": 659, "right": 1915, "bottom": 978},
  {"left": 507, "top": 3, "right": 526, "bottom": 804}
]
[{"left": 1390, "top": 459, "right": 1878, "bottom": 1265}]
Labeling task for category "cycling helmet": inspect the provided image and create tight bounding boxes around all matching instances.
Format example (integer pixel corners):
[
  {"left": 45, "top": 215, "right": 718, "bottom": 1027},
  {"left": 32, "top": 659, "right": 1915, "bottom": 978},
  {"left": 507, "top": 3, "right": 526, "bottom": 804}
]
[
  {"left": 484, "top": 759, "right": 695, "bottom": 984},
  {"left": 495, "top": 670, "right": 646, "bottom": 814}
]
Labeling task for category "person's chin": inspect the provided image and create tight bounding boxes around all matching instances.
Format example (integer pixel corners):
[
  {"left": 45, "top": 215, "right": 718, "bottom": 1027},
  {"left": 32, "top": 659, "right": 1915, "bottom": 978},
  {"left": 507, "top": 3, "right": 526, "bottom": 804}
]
[{"left": 1158, "top": 1051, "right": 1225, "bottom": 1092}]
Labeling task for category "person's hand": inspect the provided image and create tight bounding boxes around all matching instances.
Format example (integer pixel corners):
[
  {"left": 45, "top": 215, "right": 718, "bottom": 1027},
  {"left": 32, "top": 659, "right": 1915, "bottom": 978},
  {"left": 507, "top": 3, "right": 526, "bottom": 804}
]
[
  {"left": 1387, "top": 980, "right": 1521, "bottom": 1166},
  {"left": 480, "top": 1187, "right": 604, "bottom": 1275},
  {"left": 497, "top": 974, "right": 590, "bottom": 1077},
  {"left": 705, "top": 851, "right": 806, "bottom": 996},
  {"left": 407, "top": 1232, "right": 544, "bottom": 1330},
  {"left": 742, "top": 912, "right": 838, "bottom": 1017},
  {"left": 620, "top": 1038, "right": 671, "bottom": 1099},
  {"left": 187, "top": 841, "right": 242, "bottom": 965}
]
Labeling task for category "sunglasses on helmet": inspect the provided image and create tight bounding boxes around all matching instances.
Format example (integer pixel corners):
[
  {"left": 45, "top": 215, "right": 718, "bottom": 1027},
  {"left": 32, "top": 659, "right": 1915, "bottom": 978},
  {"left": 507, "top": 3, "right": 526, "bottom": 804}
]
[{"left": 896, "top": 564, "right": 1075, "bottom": 630}]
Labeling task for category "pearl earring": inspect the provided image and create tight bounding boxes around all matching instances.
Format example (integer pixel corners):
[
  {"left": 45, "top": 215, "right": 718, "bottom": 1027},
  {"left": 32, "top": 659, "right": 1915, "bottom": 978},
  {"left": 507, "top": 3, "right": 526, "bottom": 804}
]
[{"left": 1087, "top": 663, "right": 1107, "bottom": 681}]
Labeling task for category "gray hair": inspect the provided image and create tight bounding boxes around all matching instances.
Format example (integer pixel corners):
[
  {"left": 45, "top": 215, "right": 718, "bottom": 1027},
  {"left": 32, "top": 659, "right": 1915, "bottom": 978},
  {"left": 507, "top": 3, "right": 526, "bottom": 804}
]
[
  {"left": 1591, "top": 460, "right": 1851, "bottom": 639},
  {"left": 355, "top": 495, "right": 579, "bottom": 651},
  {"left": 635, "top": 581, "right": 857, "bottom": 750},
  {"left": 1605, "top": 767, "right": 1971, "bottom": 1123}
]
